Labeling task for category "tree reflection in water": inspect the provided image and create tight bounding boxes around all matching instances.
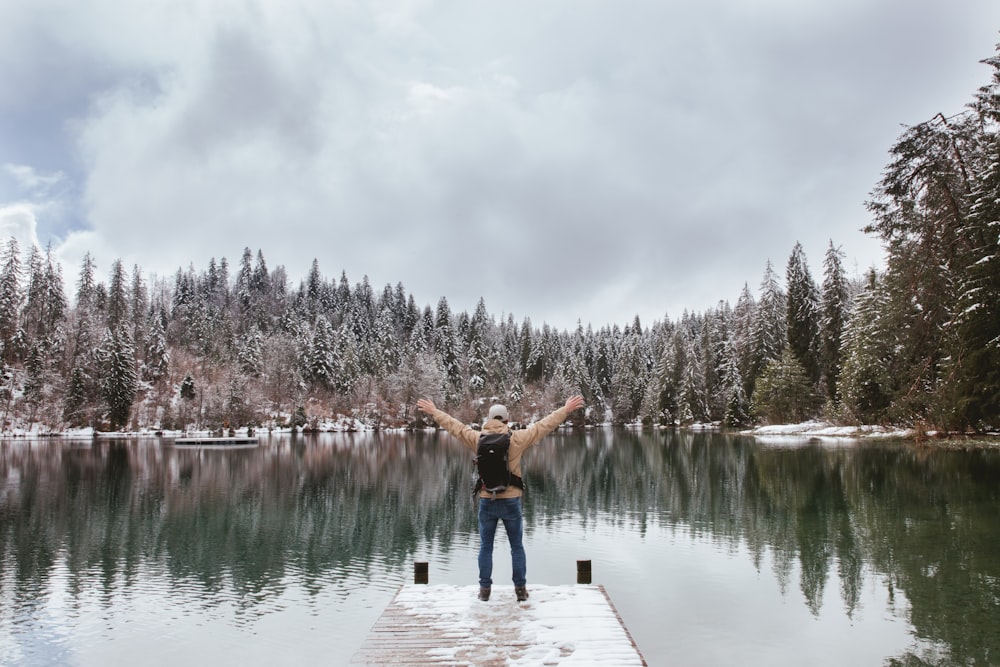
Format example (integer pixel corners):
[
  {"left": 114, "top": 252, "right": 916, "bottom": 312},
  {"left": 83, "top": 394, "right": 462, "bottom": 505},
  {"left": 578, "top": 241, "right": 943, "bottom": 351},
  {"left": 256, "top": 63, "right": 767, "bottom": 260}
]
[{"left": 1, "top": 431, "right": 997, "bottom": 665}]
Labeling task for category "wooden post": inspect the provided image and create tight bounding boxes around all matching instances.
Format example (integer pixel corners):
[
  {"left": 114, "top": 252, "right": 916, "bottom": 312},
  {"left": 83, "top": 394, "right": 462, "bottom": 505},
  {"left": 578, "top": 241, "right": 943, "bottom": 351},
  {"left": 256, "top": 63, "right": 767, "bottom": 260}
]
[
  {"left": 414, "top": 561, "right": 429, "bottom": 584},
  {"left": 577, "top": 559, "right": 592, "bottom": 584}
]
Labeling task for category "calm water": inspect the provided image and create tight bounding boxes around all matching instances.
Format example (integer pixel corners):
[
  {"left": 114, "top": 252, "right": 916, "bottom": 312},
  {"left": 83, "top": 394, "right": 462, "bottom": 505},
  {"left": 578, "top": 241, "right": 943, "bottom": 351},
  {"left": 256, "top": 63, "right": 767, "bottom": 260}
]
[{"left": 1, "top": 430, "right": 999, "bottom": 666}]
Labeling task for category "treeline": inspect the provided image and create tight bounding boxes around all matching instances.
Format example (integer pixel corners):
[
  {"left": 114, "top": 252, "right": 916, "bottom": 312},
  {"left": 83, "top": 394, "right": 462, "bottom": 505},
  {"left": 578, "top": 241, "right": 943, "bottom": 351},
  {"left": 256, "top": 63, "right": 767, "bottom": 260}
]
[
  {"left": 0, "top": 237, "right": 852, "bottom": 431},
  {"left": 1, "top": 48, "right": 999, "bottom": 434},
  {"left": 0, "top": 219, "right": 850, "bottom": 430}
]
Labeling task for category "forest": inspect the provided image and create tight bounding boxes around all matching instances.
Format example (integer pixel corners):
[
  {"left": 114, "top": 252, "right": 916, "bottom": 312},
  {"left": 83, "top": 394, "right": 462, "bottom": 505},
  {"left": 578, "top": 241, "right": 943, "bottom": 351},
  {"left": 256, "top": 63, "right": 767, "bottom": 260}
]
[{"left": 1, "top": 49, "right": 998, "bottom": 435}]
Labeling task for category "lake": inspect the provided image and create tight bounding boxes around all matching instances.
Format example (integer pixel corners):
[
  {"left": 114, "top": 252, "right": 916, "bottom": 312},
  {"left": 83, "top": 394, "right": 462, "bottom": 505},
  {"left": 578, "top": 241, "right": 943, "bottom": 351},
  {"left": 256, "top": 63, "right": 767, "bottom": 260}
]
[{"left": 1, "top": 429, "right": 998, "bottom": 666}]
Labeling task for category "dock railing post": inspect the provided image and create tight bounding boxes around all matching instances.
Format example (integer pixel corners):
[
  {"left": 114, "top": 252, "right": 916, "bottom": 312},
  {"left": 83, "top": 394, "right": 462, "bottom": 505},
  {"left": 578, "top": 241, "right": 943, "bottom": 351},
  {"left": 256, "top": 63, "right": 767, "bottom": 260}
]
[
  {"left": 577, "top": 559, "right": 592, "bottom": 584},
  {"left": 414, "top": 561, "right": 429, "bottom": 584}
]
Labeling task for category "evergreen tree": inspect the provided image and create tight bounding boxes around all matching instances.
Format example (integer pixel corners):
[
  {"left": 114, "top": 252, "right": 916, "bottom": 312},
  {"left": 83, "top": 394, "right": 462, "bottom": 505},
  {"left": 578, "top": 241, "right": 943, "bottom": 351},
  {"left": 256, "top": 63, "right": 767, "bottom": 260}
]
[
  {"left": 373, "top": 305, "right": 400, "bottom": 381},
  {"left": 63, "top": 365, "right": 92, "bottom": 427},
  {"left": 820, "top": 241, "right": 851, "bottom": 404},
  {"left": 720, "top": 337, "right": 751, "bottom": 427},
  {"left": 306, "top": 316, "right": 337, "bottom": 389},
  {"left": 42, "top": 246, "right": 67, "bottom": 336},
  {"left": 129, "top": 264, "right": 148, "bottom": 349},
  {"left": 732, "top": 283, "right": 756, "bottom": 398},
  {"left": 752, "top": 348, "right": 815, "bottom": 424},
  {"left": 951, "top": 49, "right": 1000, "bottom": 429},
  {"left": 785, "top": 242, "right": 821, "bottom": 384},
  {"left": 466, "top": 298, "right": 491, "bottom": 394},
  {"left": 235, "top": 247, "right": 254, "bottom": 325},
  {"left": 237, "top": 327, "right": 264, "bottom": 377},
  {"left": 521, "top": 319, "right": 546, "bottom": 384},
  {"left": 402, "top": 293, "right": 420, "bottom": 341},
  {"left": 98, "top": 324, "right": 138, "bottom": 430},
  {"left": 840, "top": 270, "right": 895, "bottom": 423},
  {"left": 66, "top": 254, "right": 101, "bottom": 415},
  {"left": 22, "top": 342, "right": 45, "bottom": 423},
  {"left": 306, "top": 258, "right": 323, "bottom": 312},
  {"left": 143, "top": 314, "right": 170, "bottom": 384},
  {"left": 865, "top": 104, "right": 981, "bottom": 425},
  {"left": 19, "top": 244, "right": 43, "bottom": 340},
  {"left": 0, "top": 238, "right": 22, "bottom": 359},
  {"left": 749, "top": 260, "right": 787, "bottom": 398},
  {"left": 106, "top": 259, "right": 129, "bottom": 330},
  {"left": 433, "top": 297, "right": 462, "bottom": 400},
  {"left": 333, "top": 323, "right": 360, "bottom": 396}
]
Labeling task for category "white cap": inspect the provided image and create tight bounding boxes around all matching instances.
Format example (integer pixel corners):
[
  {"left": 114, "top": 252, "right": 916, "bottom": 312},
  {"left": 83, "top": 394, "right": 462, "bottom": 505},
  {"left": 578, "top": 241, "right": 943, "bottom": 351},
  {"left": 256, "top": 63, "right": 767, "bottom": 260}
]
[{"left": 488, "top": 404, "right": 509, "bottom": 422}]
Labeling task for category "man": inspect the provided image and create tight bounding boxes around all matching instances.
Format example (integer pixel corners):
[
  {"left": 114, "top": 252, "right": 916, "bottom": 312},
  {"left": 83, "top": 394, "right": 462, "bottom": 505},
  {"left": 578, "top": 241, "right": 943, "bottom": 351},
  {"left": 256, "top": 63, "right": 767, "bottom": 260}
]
[{"left": 416, "top": 395, "right": 585, "bottom": 602}]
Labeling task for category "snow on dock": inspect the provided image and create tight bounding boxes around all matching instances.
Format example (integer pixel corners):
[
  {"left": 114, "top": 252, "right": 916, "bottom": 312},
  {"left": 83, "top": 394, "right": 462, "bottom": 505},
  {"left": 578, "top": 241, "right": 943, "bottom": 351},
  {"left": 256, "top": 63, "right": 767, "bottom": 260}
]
[{"left": 351, "top": 584, "right": 647, "bottom": 666}]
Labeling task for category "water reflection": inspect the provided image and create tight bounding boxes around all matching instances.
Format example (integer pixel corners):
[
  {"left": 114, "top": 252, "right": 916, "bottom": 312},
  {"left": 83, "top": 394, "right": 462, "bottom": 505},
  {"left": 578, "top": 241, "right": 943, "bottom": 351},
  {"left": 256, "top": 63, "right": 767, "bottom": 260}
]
[{"left": 1, "top": 431, "right": 998, "bottom": 665}]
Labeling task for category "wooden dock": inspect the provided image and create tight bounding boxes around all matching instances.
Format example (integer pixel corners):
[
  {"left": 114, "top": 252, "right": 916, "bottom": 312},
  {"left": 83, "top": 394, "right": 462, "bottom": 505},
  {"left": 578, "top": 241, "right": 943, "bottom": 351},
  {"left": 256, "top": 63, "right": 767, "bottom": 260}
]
[{"left": 351, "top": 584, "right": 647, "bottom": 666}]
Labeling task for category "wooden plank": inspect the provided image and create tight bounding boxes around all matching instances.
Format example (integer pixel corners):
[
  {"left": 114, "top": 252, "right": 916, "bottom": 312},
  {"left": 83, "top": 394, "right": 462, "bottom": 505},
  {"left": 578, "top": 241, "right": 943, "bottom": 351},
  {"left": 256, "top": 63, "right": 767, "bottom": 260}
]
[{"left": 351, "top": 584, "right": 647, "bottom": 666}]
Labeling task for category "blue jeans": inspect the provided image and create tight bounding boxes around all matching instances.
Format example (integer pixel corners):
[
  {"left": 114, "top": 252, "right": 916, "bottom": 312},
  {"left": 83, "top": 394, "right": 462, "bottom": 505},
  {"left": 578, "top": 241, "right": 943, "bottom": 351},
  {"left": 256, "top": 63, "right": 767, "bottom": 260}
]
[{"left": 477, "top": 497, "right": 526, "bottom": 588}]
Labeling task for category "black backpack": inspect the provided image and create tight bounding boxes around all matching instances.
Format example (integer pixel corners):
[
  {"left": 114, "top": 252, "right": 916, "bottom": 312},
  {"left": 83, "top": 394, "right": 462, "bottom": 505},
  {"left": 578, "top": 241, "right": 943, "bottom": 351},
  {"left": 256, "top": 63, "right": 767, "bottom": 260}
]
[{"left": 474, "top": 432, "right": 524, "bottom": 496}]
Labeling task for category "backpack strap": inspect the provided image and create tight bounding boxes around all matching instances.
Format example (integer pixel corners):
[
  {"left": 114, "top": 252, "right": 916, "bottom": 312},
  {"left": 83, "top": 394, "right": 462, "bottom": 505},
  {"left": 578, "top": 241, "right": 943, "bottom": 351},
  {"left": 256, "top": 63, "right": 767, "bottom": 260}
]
[{"left": 474, "top": 473, "right": 524, "bottom": 496}]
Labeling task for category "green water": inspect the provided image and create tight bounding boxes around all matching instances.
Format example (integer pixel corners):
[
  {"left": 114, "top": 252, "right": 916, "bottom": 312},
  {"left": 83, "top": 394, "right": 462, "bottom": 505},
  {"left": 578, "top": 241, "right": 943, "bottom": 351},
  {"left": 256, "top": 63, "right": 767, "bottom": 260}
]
[{"left": 1, "top": 430, "right": 998, "bottom": 665}]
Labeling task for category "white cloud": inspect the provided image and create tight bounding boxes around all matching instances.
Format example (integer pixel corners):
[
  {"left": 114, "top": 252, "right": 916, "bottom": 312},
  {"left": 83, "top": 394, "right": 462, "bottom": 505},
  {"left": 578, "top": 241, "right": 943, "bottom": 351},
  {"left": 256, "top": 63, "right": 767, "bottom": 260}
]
[
  {"left": 0, "top": 203, "right": 42, "bottom": 252},
  {"left": 2, "top": 164, "right": 66, "bottom": 195},
  {"left": 1, "top": 0, "right": 996, "bottom": 327}
]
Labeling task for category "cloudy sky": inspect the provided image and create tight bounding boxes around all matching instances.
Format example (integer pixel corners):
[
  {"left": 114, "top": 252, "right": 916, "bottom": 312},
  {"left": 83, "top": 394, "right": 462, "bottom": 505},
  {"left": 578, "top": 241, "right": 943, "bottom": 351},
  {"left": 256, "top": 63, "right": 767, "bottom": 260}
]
[{"left": 1, "top": 1, "right": 998, "bottom": 331}]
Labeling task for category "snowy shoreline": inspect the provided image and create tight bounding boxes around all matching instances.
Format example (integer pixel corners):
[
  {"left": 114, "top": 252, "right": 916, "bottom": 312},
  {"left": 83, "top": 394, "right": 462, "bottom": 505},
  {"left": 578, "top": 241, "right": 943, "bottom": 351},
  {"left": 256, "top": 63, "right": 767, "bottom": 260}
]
[
  {"left": 743, "top": 420, "right": 915, "bottom": 439},
  {"left": 3, "top": 420, "right": 997, "bottom": 446}
]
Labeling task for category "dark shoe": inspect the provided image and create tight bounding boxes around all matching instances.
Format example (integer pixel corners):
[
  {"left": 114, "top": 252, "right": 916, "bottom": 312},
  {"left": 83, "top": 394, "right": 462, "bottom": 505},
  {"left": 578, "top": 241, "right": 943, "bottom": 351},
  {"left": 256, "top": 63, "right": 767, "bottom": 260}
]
[
  {"left": 478, "top": 587, "right": 491, "bottom": 601},
  {"left": 515, "top": 586, "right": 529, "bottom": 602}
]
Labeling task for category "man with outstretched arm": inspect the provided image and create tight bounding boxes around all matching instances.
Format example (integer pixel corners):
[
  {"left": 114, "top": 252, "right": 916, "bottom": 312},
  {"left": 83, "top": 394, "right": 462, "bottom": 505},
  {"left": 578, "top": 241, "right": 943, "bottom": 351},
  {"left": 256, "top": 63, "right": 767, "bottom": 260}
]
[{"left": 416, "top": 395, "right": 585, "bottom": 602}]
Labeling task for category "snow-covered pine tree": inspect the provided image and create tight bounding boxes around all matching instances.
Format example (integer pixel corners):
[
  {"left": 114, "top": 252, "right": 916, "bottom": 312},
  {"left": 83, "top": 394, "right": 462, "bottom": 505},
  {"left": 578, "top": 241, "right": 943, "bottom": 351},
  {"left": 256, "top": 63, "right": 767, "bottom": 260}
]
[
  {"left": 305, "top": 258, "right": 323, "bottom": 319},
  {"left": 704, "top": 303, "right": 732, "bottom": 421},
  {"left": 749, "top": 259, "right": 787, "bottom": 399},
  {"left": 819, "top": 241, "right": 851, "bottom": 404},
  {"left": 334, "top": 322, "right": 360, "bottom": 396},
  {"left": 16, "top": 243, "right": 64, "bottom": 349},
  {"left": 0, "top": 238, "right": 22, "bottom": 358},
  {"left": 22, "top": 342, "right": 45, "bottom": 423},
  {"left": 106, "top": 259, "right": 129, "bottom": 331},
  {"left": 433, "top": 297, "right": 462, "bottom": 401},
  {"left": 373, "top": 304, "right": 400, "bottom": 380},
  {"left": 63, "top": 365, "right": 92, "bottom": 427},
  {"left": 143, "top": 313, "right": 170, "bottom": 384},
  {"left": 839, "top": 269, "right": 895, "bottom": 423},
  {"left": 785, "top": 242, "right": 821, "bottom": 384},
  {"left": 951, "top": 48, "right": 1000, "bottom": 429},
  {"left": 401, "top": 292, "right": 420, "bottom": 341},
  {"left": 752, "top": 348, "right": 814, "bottom": 425},
  {"left": 98, "top": 324, "right": 138, "bottom": 430},
  {"left": 731, "top": 283, "right": 756, "bottom": 400},
  {"left": 519, "top": 319, "right": 542, "bottom": 383},
  {"left": 466, "top": 298, "right": 491, "bottom": 394},
  {"left": 306, "top": 316, "right": 337, "bottom": 389},
  {"left": 65, "top": 254, "right": 101, "bottom": 412},
  {"left": 642, "top": 321, "right": 678, "bottom": 425},
  {"left": 679, "top": 315, "right": 709, "bottom": 423},
  {"left": 865, "top": 106, "right": 981, "bottom": 425},
  {"left": 720, "top": 336, "right": 751, "bottom": 427},
  {"left": 235, "top": 247, "right": 254, "bottom": 324},
  {"left": 237, "top": 326, "right": 263, "bottom": 377},
  {"left": 19, "top": 244, "right": 43, "bottom": 340}
]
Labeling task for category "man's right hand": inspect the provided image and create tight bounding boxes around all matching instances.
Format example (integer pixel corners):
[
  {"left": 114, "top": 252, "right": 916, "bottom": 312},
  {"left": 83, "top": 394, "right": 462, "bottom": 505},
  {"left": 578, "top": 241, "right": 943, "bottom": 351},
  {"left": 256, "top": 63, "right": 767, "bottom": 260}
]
[{"left": 564, "top": 395, "right": 585, "bottom": 413}]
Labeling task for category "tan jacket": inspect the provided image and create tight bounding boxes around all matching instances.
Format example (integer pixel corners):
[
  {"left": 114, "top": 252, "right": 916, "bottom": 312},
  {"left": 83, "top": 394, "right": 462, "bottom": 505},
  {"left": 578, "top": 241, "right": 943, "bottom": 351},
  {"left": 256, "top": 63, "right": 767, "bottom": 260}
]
[{"left": 428, "top": 405, "right": 572, "bottom": 499}]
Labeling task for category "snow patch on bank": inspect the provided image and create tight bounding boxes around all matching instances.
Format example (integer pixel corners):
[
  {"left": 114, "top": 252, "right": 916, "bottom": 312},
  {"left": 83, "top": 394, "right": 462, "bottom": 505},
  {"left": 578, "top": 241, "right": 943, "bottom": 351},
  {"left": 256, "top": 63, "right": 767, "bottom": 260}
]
[{"left": 744, "top": 421, "right": 915, "bottom": 439}]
